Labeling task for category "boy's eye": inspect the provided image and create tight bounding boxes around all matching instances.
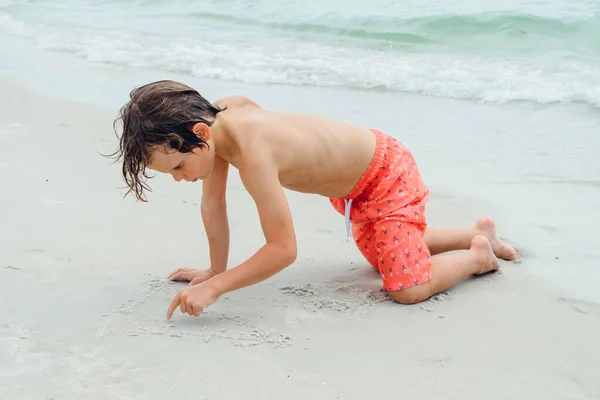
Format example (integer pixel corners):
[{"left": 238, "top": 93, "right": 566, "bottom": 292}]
[{"left": 174, "top": 162, "right": 184, "bottom": 170}]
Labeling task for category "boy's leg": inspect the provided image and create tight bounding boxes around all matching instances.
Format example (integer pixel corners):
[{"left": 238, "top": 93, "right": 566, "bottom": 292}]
[
  {"left": 388, "top": 235, "right": 499, "bottom": 305},
  {"left": 424, "top": 216, "right": 517, "bottom": 260},
  {"left": 372, "top": 216, "right": 500, "bottom": 305}
]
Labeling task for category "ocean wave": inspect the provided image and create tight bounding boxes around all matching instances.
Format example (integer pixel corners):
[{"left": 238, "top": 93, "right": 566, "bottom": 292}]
[
  {"left": 1, "top": 10, "right": 599, "bottom": 106},
  {"left": 188, "top": 11, "right": 600, "bottom": 46},
  {"left": 0, "top": 11, "right": 33, "bottom": 37}
]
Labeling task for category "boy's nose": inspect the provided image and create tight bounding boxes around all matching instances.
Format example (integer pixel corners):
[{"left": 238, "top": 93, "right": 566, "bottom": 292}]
[{"left": 173, "top": 174, "right": 183, "bottom": 182}]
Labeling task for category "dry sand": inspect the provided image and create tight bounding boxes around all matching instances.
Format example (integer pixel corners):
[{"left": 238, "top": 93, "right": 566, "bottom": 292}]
[{"left": 0, "top": 78, "right": 599, "bottom": 399}]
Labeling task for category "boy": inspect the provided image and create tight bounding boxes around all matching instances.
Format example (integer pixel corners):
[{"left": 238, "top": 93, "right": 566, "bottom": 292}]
[{"left": 111, "top": 80, "right": 517, "bottom": 319}]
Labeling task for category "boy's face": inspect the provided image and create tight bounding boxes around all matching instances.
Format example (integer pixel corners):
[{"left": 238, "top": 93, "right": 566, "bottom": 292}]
[
  {"left": 147, "top": 125, "right": 215, "bottom": 182},
  {"left": 148, "top": 145, "right": 215, "bottom": 183}
]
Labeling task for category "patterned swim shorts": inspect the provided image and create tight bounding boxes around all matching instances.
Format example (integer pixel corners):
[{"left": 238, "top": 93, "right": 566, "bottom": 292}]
[{"left": 330, "top": 128, "right": 432, "bottom": 292}]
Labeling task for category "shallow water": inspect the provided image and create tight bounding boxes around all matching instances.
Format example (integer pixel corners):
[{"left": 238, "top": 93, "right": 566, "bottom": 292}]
[{"left": 1, "top": 0, "right": 600, "bottom": 104}]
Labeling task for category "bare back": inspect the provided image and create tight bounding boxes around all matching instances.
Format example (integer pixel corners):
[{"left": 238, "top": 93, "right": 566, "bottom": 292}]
[{"left": 214, "top": 97, "right": 377, "bottom": 198}]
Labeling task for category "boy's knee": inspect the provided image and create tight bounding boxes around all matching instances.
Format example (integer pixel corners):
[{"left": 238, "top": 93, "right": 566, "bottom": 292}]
[{"left": 388, "top": 285, "right": 430, "bottom": 305}]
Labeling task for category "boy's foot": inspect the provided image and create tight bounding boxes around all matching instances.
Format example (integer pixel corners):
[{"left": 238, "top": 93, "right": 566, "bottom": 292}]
[
  {"left": 471, "top": 235, "right": 500, "bottom": 275},
  {"left": 475, "top": 217, "right": 518, "bottom": 261}
]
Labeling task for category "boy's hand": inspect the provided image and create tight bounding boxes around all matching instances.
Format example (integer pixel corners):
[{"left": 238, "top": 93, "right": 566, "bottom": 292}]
[
  {"left": 168, "top": 267, "right": 218, "bottom": 285},
  {"left": 166, "top": 281, "right": 221, "bottom": 318}
]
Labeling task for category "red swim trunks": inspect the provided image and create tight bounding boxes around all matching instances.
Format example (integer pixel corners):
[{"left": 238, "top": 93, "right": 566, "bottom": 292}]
[{"left": 330, "top": 129, "right": 432, "bottom": 292}]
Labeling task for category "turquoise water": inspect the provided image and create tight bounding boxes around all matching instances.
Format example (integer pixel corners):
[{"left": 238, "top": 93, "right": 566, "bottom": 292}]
[{"left": 1, "top": 0, "right": 600, "bottom": 105}]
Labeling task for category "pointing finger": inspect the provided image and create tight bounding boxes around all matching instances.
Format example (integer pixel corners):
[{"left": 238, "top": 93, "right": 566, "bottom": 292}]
[{"left": 166, "top": 292, "right": 181, "bottom": 319}]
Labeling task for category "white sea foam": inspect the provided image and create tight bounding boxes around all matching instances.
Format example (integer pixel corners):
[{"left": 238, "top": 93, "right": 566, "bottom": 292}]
[{"left": 1, "top": 0, "right": 599, "bottom": 106}]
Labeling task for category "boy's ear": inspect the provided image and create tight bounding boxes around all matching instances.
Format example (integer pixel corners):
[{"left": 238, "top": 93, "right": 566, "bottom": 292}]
[{"left": 191, "top": 122, "right": 211, "bottom": 140}]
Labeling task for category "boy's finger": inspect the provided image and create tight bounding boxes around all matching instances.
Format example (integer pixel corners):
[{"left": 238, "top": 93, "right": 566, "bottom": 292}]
[
  {"left": 171, "top": 272, "right": 193, "bottom": 281},
  {"left": 182, "top": 272, "right": 195, "bottom": 280},
  {"left": 168, "top": 268, "right": 185, "bottom": 279},
  {"left": 169, "top": 272, "right": 183, "bottom": 281},
  {"left": 166, "top": 293, "right": 181, "bottom": 319}
]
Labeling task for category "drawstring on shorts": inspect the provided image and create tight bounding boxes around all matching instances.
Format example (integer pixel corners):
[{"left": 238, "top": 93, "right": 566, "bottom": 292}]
[{"left": 344, "top": 198, "right": 353, "bottom": 241}]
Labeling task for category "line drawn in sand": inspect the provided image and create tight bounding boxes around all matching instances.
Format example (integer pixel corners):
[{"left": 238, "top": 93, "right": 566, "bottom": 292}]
[{"left": 97, "top": 275, "right": 291, "bottom": 347}]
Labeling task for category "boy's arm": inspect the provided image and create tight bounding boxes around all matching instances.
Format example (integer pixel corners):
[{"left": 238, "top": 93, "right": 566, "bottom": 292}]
[
  {"left": 166, "top": 153, "right": 296, "bottom": 319},
  {"left": 207, "top": 156, "right": 297, "bottom": 295},
  {"left": 201, "top": 155, "right": 230, "bottom": 274}
]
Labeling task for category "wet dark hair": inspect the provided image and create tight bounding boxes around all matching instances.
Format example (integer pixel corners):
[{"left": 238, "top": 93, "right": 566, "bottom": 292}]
[{"left": 108, "top": 80, "right": 225, "bottom": 202}]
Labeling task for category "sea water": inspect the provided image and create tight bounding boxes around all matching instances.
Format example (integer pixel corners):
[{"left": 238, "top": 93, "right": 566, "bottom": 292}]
[{"left": 1, "top": 0, "right": 600, "bottom": 105}]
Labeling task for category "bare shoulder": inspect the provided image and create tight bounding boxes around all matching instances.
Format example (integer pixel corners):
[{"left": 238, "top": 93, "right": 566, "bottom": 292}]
[
  {"left": 238, "top": 141, "right": 274, "bottom": 171},
  {"left": 214, "top": 95, "right": 262, "bottom": 109}
]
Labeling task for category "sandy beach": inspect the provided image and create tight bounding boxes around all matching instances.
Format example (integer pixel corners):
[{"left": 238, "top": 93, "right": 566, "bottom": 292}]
[{"left": 1, "top": 75, "right": 599, "bottom": 399}]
